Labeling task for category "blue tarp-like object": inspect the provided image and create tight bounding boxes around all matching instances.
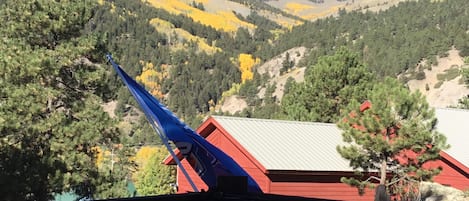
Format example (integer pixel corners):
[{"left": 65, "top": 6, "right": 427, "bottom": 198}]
[{"left": 107, "top": 55, "right": 262, "bottom": 193}]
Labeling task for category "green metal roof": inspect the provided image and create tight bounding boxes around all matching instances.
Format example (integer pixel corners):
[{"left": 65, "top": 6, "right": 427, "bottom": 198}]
[
  {"left": 211, "top": 108, "right": 469, "bottom": 171},
  {"left": 212, "top": 116, "right": 352, "bottom": 171}
]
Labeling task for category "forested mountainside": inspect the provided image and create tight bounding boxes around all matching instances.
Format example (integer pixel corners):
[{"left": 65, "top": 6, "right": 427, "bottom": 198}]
[
  {"left": 269, "top": 0, "right": 469, "bottom": 77},
  {"left": 238, "top": 0, "right": 469, "bottom": 120},
  {"left": 86, "top": 0, "right": 285, "bottom": 128},
  {"left": 87, "top": 0, "right": 468, "bottom": 128}
]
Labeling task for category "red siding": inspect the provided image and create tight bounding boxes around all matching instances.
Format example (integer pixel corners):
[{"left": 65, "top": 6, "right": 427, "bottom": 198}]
[
  {"left": 175, "top": 154, "right": 469, "bottom": 197},
  {"left": 211, "top": 129, "right": 271, "bottom": 192},
  {"left": 176, "top": 126, "right": 271, "bottom": 193},
  {"left": 268, "top": 174, "right": 374, "bottom": 201},
  {"left": 426, "top": 159, "right": 469, "bottom": 190},
  {"left": 176, "top": 159, "right": 208, "bottom": 192},
  {"left": 270, "top": 182, "right": 373, "bottom": 201}
]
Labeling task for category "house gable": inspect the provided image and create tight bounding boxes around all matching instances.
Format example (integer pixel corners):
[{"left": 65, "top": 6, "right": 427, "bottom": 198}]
[
  {"left": 200, "top": 117, "right": 268, "bottom": 174},
  {"left": 165, "top": 117, "right": 271, "bottom": 192},
  {"left": 425, "top": 152, "right": 469, "bottom": 190}
]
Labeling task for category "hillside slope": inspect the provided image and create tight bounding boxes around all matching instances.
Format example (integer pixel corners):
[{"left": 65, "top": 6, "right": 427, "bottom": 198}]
[
  {"left": 256, "top": 47, "right": 307, "bottom": 101},
  {"left": 93, "top": 0, "right": 469, "bottom": 127},
  {"left": 220, "top": 47, "right": 307, "bottom": 114},
  {"left": 220, "top": 48, "right": 469, "bottom": 114},
  {"left": 146, "top": 0, "right": 255, "bottom": 32},
  {"left": 407, "top": 48, "right": 469, "bottom": 108},
  {"left": 182, "top": 0, "right": 413, "bottom": 27}
]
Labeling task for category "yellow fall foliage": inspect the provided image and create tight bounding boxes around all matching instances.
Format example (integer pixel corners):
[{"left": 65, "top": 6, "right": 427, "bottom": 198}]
[
  {"left": 94, "top": 145, "right": 171, "bottom": 179},
  {"left": 221, "top": 83, "right": 241, "bottom": 99},
  {"left": 238, "top": 53, "right": 260, "bottom": 83},
  {"left": 134, "top": 146, "right": 160, "bottom": 168},
  {"left": 192, "top": 0, "right": 208, "bottom": 3},
  {"left": 284, "top": 2, "right": 315, "bottom": 15},
  {"left": 149, "top": 18, "right": 174, "bottom": 30},
  {"left": 93, "top": 145, "right": 122, "bottom": 169},
  {"left": 302, "top": 5, "right": 343, "bottom": 20},
  {"left": 136, "top": 61, "right": 169, "bottom": 99},
  {"left": 145, "top": 0, "right": 255, "bottom": 32},
  {"left": 273, "top": 15, "right": 303, "bottom": 29},
  {"left": 110, "top": 2, "right": 116, "bottom": 13},
  {"left": 175, "top": 28, "right": 221, "bottom": 53},
  {"left": 219, "top": 82, "right": 241, "bottom": 106},
  {"left": 132, "top": 146, "right": 171, "bottom": 183},
  {"left": 149, "top": 17, "right": 220, "bottom": 54},
  {"left": 93, "top": 146, "right": 105, "bottom": 168}
]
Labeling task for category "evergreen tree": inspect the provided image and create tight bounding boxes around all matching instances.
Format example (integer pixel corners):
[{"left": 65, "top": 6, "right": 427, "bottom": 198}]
[
  {"left": 337, "top": 77, "right": 449, "bottom": 199},
  {"left": 251, "top": 83, "right": 281, "bottom": 119},
  {"left": 281, "top": 52, "right": 294, "bottom": 74},
  {"left": 281, "top": 47, "right": 375, "bottom": 123},
  {"left": 456, "top": 65, "right": 469, "bottom": 109},
  {"left": 0, "top": 0, "right": 130, "bottom": 200},
  {"left": 93, "top": 142, "right": 136, "bottom": 199},
  {"left": 457, "top": 96, "right": 469, "bottom": 109},
  {"left": 266, "top": 0, "right": 469, "bottom": 77},
  {"left": 283, "top": 77, "right": 295, "bottom": 95}
]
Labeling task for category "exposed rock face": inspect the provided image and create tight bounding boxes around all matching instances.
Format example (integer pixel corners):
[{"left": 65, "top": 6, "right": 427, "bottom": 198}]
[
  {"left": 220, "top": 95, "right": 248, "bottom": 114},
  {"left": 420, "top": 182, "right": 469, "bottom": 201},
  {"left": 407, "top": 49, "right": 469, "bottom": 108},
  {"left": 220, "top": 47, "right": 307, "bottom": 114}
]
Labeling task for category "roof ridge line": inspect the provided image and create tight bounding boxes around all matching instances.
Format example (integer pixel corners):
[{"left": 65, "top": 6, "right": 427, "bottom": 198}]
[{"left": 211, "top": 115, "right": 337, "bottom": 126}]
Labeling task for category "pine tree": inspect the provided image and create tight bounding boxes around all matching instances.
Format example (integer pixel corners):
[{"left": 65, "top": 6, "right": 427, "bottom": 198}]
[
  {"left": 456, "top": 67, "right": 469, "bottom": 109},
  {"left": 0, "top": 0, "right": 130, "bottom": 200},
  {"left": 281, "top": 47, "right": 375, "bottom": 123},
  {"left": 337, "top": 77, "right": 449, "bottom": 199}
]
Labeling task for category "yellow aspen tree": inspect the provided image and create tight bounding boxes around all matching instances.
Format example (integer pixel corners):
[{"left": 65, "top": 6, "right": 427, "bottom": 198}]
[
  {"left": 238, "top": 53, "right": 260, "bottom": 83},
  {"left": 136, "top": 61, "right": 169, "bottom": 99},
  {"left": 93, "top": 146, "right": 105, "bottom": 168},
  {"left": 134, "top": 146, "right": 175, "bottom": 195},
  {"left": 134, "top": 146, "right": 159, "bottom": 168}
]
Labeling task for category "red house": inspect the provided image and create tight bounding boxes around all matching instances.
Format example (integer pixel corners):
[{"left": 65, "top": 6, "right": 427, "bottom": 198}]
[{"left": 164, "top": 108, "right": 469, "bottom": 201}]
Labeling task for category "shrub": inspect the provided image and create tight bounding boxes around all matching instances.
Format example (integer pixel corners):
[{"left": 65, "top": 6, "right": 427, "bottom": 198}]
[{"left": 416, "top": 71, "right": 426, "bottom": 80}]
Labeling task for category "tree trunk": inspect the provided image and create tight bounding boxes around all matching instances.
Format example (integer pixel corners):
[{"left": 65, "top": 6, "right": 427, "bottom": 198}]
[
  {"left": 380, "top": 160, "right": 386, "bottom": 184},
  {"left": 376, "top": 160, "right": 390, "bottom": 201},
  {"left": 374, "top": 184, "right": 391, "bottom": 201}
]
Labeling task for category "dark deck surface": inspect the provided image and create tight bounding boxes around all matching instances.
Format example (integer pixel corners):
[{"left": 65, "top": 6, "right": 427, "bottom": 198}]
[{"left": 98, "top": 192, "right": 339, "bottom": 201}]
